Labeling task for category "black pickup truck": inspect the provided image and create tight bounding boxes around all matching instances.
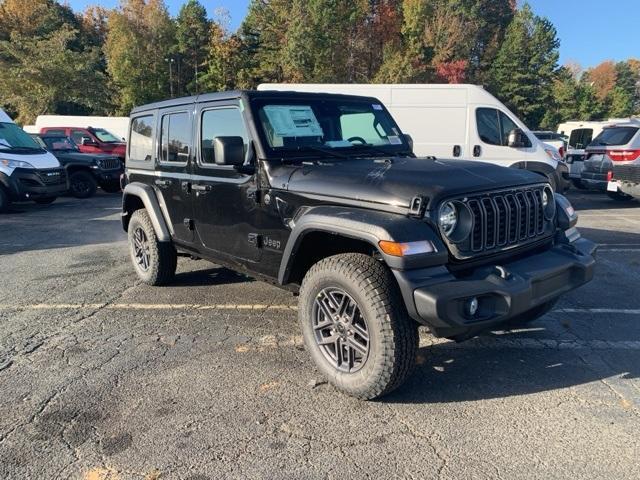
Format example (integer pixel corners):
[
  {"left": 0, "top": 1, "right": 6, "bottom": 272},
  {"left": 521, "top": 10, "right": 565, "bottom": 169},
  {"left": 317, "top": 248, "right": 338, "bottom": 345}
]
[
  {"left": 36, "top": 134, "right": 122, "bottom": 198},
  {"left": 121, "top": 90, "right": 596, "bottom": 399}
]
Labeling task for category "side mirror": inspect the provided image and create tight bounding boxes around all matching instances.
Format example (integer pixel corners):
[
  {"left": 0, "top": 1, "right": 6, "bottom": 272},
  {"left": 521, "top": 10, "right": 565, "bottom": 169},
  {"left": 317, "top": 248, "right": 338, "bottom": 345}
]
[
  {"left": 402, "top": 133, "right": 414, "bottom": 152},
  {"left": 213, "top": 136, "right": 245, "bottom": 166},
  {"left": 81, "top": 136, "right": 96, "bottom": 146},
  {"left": 507, "top": 128, "right": 527, "bottom": 148}
]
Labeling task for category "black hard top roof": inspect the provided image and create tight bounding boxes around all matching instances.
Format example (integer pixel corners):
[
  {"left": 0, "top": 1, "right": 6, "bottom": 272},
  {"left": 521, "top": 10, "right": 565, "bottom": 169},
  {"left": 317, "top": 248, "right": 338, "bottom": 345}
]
[{"left": 130, "top": 90, "right": 383, "bottom": 115}]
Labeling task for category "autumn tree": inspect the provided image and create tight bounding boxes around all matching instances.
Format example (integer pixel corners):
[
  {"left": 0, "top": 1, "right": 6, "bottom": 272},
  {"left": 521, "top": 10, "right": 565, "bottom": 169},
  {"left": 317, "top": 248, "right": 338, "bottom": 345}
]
[{"left": 104, "top": 0, "right": 175, "bottom": 114}]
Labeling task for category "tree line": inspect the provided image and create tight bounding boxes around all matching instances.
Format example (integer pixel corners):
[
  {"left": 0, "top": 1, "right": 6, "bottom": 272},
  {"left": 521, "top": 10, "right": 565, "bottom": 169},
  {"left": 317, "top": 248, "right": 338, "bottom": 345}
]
[{"left": 0, "top": 0, "right": 638, "bottom": 128}]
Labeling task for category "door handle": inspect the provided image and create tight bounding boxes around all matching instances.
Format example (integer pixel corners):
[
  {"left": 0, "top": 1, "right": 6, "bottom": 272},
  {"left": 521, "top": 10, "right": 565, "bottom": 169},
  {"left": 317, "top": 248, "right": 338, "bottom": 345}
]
[
  {"left": 473, "top": 145, "right": 482, "bottom": 157},
  {"left": 154, "top": 179, "right": 171, "bottom": 187},
  {"left": 192, "top": 184, "right": 212, "bottom": 192},
  {"left": 453, "top": 145, "right": 461, "bottom": 157}
]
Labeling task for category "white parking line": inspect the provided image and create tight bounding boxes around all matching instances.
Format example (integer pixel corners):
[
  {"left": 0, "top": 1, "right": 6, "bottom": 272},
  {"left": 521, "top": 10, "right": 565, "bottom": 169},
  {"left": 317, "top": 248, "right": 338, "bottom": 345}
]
[{"left": 558, "top": 308, "right": 640, "bottom": 315}]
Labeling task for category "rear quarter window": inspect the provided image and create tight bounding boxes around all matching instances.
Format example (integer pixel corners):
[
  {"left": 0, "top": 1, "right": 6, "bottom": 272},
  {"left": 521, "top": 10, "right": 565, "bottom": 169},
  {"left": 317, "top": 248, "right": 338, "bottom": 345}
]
[
  {"left": 591, "top": 127, "right": 639, "bottom": 147},
  {"left": 128, "top": 114, "right": 155, "bottom": 164}
]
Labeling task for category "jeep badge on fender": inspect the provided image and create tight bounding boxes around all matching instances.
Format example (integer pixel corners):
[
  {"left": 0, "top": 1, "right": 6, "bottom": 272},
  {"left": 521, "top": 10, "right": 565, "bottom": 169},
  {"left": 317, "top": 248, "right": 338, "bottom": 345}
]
[{"left": 120, "top": 90, "right": 596, "bottom": 400}]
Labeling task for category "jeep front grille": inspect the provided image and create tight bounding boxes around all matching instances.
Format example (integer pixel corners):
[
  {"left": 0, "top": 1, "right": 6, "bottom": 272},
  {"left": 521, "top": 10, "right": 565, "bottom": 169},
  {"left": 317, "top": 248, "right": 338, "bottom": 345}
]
[
  {"left": 98, "top": 158, "right": 121, "bottom": 170},
  {"left": 614, "top": 164, "right": 640, "bottom": 184},
  {"left": 445, "top": 185, "right": 552, "bottom": 260}
]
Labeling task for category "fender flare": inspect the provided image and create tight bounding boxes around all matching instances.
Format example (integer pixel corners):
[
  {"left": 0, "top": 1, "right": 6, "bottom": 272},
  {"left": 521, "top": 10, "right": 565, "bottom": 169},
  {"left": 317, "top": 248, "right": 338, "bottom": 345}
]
[
  {"left": 511, "top": 160, "right": 556, "bottom": 179},
  {"left": 277, "top": 205, "right": 448, "bottom": 285},
  {"left": 121, "top": 182, "right": 171, "bottom": 242}
]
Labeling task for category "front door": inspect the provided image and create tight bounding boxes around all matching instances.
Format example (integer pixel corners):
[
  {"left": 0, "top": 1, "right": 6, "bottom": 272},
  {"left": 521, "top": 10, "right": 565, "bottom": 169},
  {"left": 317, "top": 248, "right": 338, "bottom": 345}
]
[
  {"left": 470, "top": 107, "right": 534, "bottom": 166},
  {"left": 70, "top": 128, "right": 101, "bottom": 155},
  {"left": 191, "top": 101, "right": 261, "bottom": 264},
  {"left": 155, "top": 109, "right": 194, "bottom": 245}
]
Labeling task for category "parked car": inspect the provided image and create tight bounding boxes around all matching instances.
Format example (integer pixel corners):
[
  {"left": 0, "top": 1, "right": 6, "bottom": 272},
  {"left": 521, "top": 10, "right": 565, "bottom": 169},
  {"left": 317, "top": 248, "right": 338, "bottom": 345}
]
[
  {"left": 0, "top": 109, "right": 67, "bottom": 212},
  {"left": 558, "top": 120, "right": 629, "bottom": 189},
  {"left": 258, "top": 83, "right": 570, "bottom": 192},
  {"left": 39, "top": 126, "right": 126, "bottom": 162},
  {"left": 581, "top": 120, "right": 640, "bottom": 201},
  {"left": 34, "top": 134, "right": 122, "bottom": 198},
  {"left": 532, "top": 131, "right": 568, "bottom": 158},
  {"left": 120, "top": 90, "right": 595, "bottom": 399}
]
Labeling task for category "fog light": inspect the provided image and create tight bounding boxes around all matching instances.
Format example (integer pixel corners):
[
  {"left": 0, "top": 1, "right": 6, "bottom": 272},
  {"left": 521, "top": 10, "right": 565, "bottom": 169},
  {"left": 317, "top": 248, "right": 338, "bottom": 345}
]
[{"left": 465, "top": 297, "right": 479, "bottom": 317}]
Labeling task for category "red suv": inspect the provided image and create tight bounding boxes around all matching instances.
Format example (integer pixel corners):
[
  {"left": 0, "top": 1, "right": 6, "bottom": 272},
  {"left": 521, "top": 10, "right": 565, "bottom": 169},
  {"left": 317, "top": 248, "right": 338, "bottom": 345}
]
[{"left": 39, "top": 126, "right": 126, "bottom": 161}]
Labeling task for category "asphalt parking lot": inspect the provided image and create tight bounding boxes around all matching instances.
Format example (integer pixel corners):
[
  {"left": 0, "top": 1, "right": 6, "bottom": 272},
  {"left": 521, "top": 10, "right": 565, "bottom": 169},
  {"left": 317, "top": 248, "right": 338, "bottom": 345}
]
[{"left": 0, "top": 190, "right": 639, "bottom": 480}]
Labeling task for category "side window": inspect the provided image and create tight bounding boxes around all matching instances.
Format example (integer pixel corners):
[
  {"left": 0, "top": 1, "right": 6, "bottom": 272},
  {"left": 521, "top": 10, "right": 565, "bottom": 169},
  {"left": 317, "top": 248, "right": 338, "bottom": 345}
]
[
  {"left": 71, "top": 129, "right": 86, "bottom": 144},
  {"left": 160, "top": 112, "right": 190, "bottom": 164},
  {"left": 476, "top": 108, "right": 501, "bottom": 145},
  {"left": 129, "top": 115, "right": 155, "bottom": 162},
  {"left": 200, "top": 107, "right": 247, "bottom": 165}
]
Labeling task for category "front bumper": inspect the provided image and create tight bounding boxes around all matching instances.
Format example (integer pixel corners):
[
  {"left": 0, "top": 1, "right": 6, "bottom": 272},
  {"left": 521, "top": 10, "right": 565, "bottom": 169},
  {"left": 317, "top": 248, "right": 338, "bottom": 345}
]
[
  {"left": 394, "top": 237, "right": 596, "bottom": 338},
  {"left": 2, "top": 167, "right": 68, "bottom": 200}
]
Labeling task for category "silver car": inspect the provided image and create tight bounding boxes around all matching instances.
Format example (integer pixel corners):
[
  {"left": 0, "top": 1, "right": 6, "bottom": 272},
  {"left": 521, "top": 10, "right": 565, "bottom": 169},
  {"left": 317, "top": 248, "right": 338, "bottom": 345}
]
[{"left": 581, "top": 120, "right": 640, "bottom": 201}]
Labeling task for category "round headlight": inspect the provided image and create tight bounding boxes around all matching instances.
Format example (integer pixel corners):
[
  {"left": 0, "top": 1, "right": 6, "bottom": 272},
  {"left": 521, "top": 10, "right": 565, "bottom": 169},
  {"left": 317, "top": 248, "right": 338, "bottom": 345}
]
[{"left": 439, "top": 202, "right": 458, "bottom": 237}]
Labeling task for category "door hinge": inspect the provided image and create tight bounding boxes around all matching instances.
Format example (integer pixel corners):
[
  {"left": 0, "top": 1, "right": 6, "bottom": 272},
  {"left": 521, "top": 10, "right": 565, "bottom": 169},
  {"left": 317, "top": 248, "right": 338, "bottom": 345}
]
[
  {"left": 183, "top": 218, "right": 194, "bottom": 230},
  {"left": 248, "top": 233, "right": 262, "bottom": 248},
  {"left": 408, "top": 195, "right": 427, "bottom": 218}
]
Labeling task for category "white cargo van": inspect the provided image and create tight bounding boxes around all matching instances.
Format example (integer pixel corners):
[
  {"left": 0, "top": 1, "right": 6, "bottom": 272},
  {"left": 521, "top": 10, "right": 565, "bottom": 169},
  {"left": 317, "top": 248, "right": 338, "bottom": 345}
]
[
  {"left": 258, "top": 83, "right": 568, "bottom": 191},
  {"left": 0, "top": 109, "right": 67, "bottom": 212}
]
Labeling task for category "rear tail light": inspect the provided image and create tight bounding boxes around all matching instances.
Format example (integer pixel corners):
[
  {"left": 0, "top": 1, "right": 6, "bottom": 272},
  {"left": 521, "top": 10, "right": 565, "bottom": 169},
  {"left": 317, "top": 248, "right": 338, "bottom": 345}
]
[
  {"left": 607, "top": 150, "right": 640, "bottom": 162},
  {"left": 607, "top": 171, "right": 613, "bottom": 182},
  {"left": 558, "top": 146, "right": 565, "bottom": 158}
]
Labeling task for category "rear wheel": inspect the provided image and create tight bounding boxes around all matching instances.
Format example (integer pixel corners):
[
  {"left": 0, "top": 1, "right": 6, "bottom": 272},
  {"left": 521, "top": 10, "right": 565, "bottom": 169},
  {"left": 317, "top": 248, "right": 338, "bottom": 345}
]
[
  {"left": 69, "top": 170, "right": 97, "bottom": 198},
  {"left": 298, "top": 253, "right": 418, "bottom": 400},
  {"left": 34, "top": 197, "right": 56, "bottom": 205},
  {"left": 607, "top": 191, "right": 634, "bottom": 202},
  {"left": 0, "top": 187, "right": 10, "bottom": 213},
  {"left": 128, "top": 209, "right": 177, "bottom": 286}
]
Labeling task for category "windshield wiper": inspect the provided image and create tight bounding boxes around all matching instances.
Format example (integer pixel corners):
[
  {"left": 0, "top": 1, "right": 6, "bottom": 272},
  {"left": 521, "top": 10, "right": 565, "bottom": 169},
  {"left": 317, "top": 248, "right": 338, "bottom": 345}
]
[{"left": 0, "top": 140, "right": 12, "bottom": 149}]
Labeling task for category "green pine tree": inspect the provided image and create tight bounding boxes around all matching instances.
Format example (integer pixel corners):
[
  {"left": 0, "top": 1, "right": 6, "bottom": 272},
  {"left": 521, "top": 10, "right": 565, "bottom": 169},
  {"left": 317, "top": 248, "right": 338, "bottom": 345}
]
[{"left": 175, "top": 0, "right": 210, "bottom": 95}]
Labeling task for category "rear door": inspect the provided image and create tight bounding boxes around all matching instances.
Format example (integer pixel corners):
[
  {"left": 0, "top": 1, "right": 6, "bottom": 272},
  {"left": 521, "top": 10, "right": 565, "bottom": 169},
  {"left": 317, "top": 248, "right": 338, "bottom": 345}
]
[
  {"left": 191, "top": 100, "right": 261, "bottom": 263},
  {"left": 155, "top": 107, "right": 195, "bottom": 245}
]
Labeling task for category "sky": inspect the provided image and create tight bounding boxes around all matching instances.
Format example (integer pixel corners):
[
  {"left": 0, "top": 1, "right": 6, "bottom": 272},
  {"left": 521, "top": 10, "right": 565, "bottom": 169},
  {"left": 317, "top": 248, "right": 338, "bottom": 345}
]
[{"left": 67, "top": 0, "right": 639, "bottom": 68}]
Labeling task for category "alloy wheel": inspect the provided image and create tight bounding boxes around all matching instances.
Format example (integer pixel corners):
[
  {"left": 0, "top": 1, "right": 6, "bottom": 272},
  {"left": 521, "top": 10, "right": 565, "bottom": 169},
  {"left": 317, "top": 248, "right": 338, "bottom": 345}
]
[
  {"left": 132, "top": 227, "right": 151, "bottom": 272},
  {"left": 312, "top": 287, "right": 370, "bottom": 373}
]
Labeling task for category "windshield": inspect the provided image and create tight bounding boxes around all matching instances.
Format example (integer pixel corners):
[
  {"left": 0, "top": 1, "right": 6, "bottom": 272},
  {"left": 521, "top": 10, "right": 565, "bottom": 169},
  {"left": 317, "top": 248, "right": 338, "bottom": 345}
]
[
  {"left": 41, "top": 136, "right": 79, "bottom": 152},
  {"left": 0, "top": 123, "right": 44, "bottom": 152},
  {"left": 251, "top": 98, "right": 410, "bottom": 158},
  {"left": 591, "top": 127, "right": 638, "bottom": 147},
  {"left": 89, "top": 127, "right": 122, "bottom": 143}
]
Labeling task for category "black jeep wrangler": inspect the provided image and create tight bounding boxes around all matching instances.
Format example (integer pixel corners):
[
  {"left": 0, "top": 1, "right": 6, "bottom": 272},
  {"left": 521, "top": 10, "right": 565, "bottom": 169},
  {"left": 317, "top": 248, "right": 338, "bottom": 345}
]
[
  {"left": 36, "top": 134, "right": 122, "bottom": 198},
  {"left": 121, "top": 91, "right": 596, "bottom": 399}
]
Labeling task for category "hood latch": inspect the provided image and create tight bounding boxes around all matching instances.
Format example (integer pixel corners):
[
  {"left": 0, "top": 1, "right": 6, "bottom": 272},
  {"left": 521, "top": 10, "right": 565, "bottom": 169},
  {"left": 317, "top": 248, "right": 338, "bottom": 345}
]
[{"left": 408, "top": 195, "right": 428, "bottom": 218}]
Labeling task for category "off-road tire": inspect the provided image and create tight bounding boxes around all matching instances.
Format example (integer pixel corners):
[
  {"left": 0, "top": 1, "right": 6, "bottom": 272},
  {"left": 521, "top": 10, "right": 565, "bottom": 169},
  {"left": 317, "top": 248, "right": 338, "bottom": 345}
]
[
  {"left": 128, "top": 209, "right": 177, "bottom": 286},
  {"left": 0, "top": 187, "right": 10, "bottom": 213},
  {"left": 100, "top": 181, "right": 122, "bottom": 194},
  {"left": 298, "top": 253, "right": 418, "bottom": 400},
  {"left": 505, "top": 299, "right": 558, "bottom": 327},
  {"left": 34, "top": 197, "right": 56, "bottom": 205},
  {"left": 607, "top": 191, "right": 634, "bottom": 202},
  {"left": 69, "top": 170, "right": 97, "bottom": 198}
]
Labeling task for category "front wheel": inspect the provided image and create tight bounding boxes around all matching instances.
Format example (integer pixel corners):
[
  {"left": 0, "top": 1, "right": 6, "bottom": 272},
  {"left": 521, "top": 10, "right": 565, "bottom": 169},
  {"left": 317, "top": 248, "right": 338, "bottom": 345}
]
[
  {"left": 69, "top": 170, "right": 97, "bottom": 198},
  {"left": 298, "top": 253, "right": 418, "bottom": 400},
  {"left": 128, "top": 209, "right": 177, "bottom": 286}
]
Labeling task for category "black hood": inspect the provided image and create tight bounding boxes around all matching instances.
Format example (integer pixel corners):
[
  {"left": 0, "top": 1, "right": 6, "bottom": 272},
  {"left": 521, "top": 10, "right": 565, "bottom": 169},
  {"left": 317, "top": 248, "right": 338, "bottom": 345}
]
[
  {"left": 51, "top": 151, "right": 118, "bottom": 164},
  {"left": 273, "top": 156, "right": 545, "bottom": 210}
]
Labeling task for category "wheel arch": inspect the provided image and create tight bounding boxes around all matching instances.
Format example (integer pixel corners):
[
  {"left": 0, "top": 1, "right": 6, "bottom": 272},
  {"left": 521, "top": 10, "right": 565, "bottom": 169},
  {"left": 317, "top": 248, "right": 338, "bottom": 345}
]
[
  {"left": 278, "top": 206, "right": 447, "bottom": 287},
  {"left": 121, "top": 182, "right": 171, "bottom": 241}
]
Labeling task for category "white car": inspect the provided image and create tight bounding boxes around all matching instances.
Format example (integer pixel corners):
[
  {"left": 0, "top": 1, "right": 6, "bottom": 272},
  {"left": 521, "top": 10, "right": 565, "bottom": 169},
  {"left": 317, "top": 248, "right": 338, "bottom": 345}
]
[{"left": 0, "top": 109, "right": 67, "bottom": 212}]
